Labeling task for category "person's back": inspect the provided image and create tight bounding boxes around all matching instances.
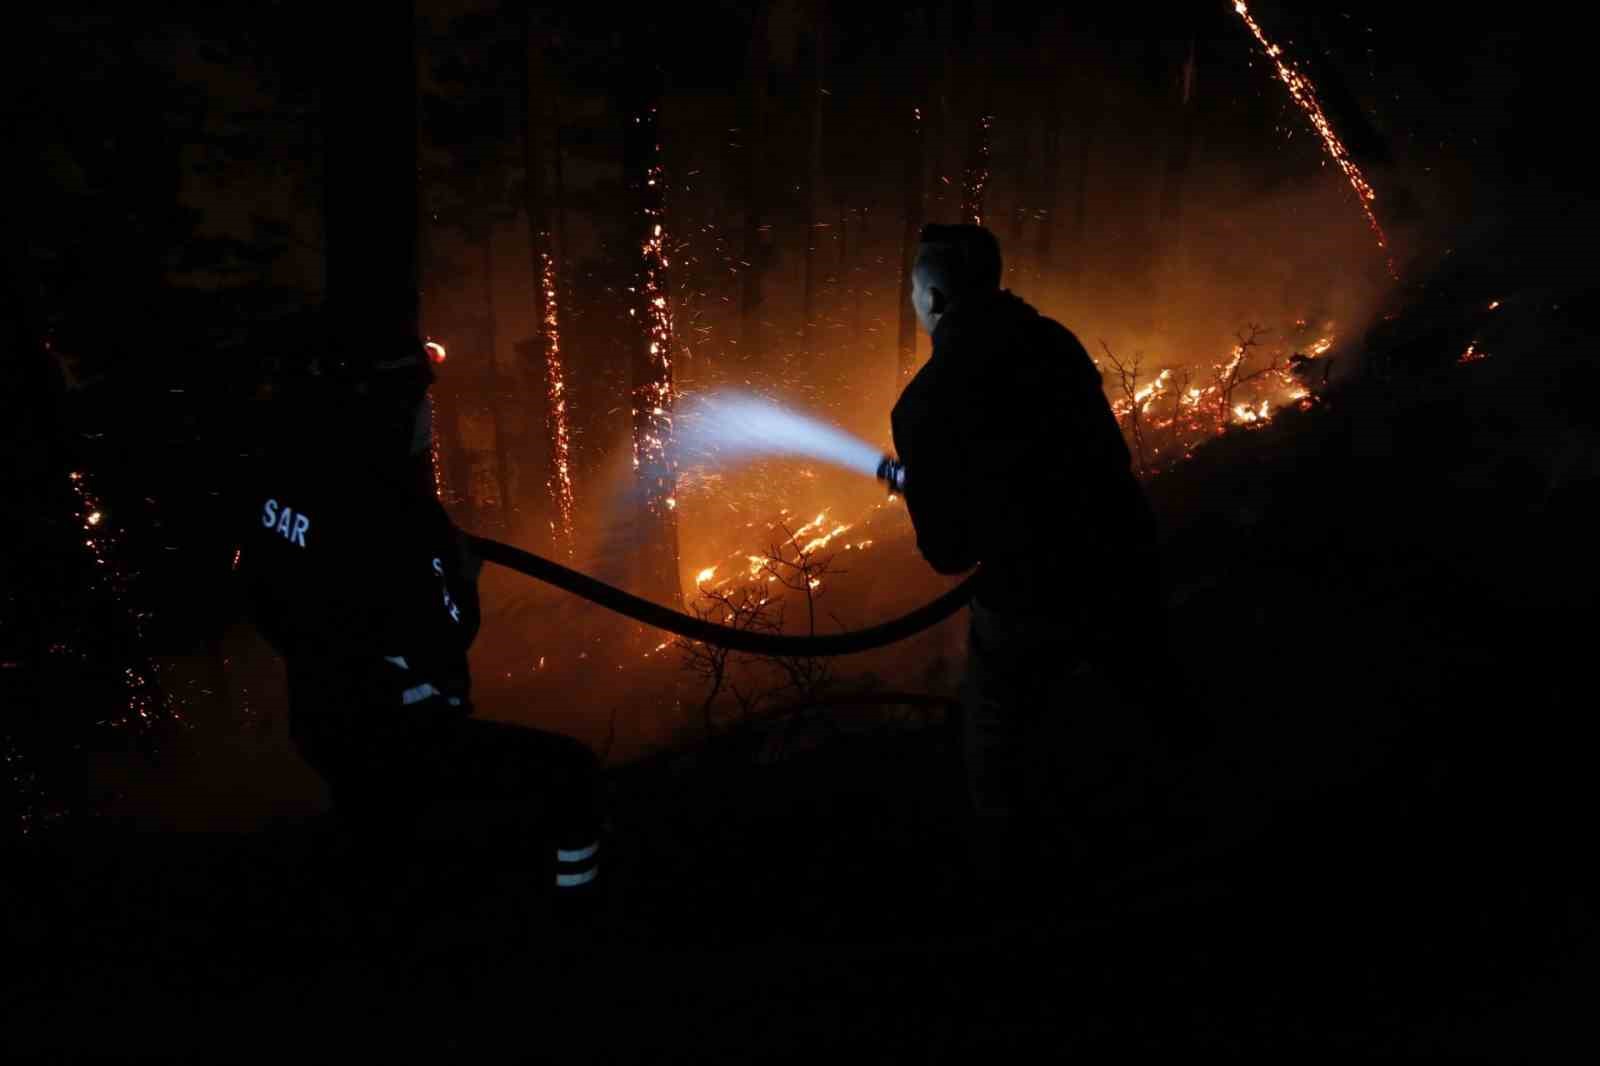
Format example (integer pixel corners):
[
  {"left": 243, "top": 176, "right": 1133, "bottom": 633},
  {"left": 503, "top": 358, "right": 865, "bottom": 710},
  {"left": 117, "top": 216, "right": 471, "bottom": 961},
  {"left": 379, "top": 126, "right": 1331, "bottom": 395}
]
[
  {"left": 891, "top": 286, "right": 1159, "bottom": 625},
  {"left": 242, "top": 414, "right": 478, "bottom": 723},
  {"left": 890, "top": 225, "right": 1189, "bottom": 890}
]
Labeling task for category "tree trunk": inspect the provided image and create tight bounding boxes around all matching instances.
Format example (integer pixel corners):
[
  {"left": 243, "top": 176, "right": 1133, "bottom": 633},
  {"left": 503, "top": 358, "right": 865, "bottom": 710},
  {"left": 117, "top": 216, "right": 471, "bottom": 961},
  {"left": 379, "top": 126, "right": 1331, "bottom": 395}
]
[
  {"left": 739, "top": 3, "right": 772, "bottom": 363},
  {"left": 802, "top": 1, "right": 827, "bottom": 360},
  {"left": 624, "top": 52, "right": 680, "bottom": 607},
  {"left": 321, "top": 7, "right": 420, "bottom": 353},
  {"left": 522, "top": 12, "right": 576, "bottom": 555}
]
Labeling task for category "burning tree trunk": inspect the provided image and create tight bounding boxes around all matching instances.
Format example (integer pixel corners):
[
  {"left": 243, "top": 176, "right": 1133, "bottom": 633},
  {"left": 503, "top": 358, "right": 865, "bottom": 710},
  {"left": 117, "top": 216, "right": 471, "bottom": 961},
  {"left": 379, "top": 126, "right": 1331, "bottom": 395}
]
[
  {"left": 624, "top": 67, "right": 680, "bottom": 606},
  {"left": 801, "top": 1, "right": 827, "bottom": 360},
  {"left": 739, "top": 2, "right": 772, "bottom": 362},
  {"left": 522, "top": 12, "right": 576, "bottom": 556}
]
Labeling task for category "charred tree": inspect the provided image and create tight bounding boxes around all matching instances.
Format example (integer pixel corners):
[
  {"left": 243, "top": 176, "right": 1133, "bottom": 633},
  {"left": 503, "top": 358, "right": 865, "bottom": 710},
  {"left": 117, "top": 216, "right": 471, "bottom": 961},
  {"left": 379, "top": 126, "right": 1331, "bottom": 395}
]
[{"left": 623, "top": 53, "right": 680, "bottom": 607}]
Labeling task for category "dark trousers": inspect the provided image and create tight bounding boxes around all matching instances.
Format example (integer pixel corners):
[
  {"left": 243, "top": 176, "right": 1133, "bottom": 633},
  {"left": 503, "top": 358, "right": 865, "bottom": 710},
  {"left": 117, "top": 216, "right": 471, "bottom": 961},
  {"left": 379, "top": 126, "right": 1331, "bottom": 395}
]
[
  {"left": 286, "top": 669, "right": 601, "bottom": 898},
  {"left": 959, "top": 601, "right": 1173, "bottom": 871}
]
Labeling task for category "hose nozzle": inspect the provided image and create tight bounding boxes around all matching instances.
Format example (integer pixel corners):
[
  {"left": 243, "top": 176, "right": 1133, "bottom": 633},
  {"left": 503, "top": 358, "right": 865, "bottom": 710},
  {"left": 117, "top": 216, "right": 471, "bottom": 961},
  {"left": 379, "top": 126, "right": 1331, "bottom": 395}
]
[{"left": 876, "top": 456, "right": 907, "bottom": 494}]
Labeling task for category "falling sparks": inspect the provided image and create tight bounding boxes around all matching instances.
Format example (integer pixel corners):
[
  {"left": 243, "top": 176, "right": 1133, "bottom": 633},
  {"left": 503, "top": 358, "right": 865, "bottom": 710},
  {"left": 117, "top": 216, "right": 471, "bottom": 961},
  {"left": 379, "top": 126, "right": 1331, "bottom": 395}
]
[
  {"left": 1459, "top": 341, "right": 1488, "bottom": 364},
  {"left": 1232, "top": 1, "right": 1397, "bottom": 279},
  {"left": 540, "top": 250, "right": 577, "bottom": 555},
  {"left": 632, "top": 109, "right": 677, "bottom": 520},
  {"left": 423, "top": 393, "right": 446, "bottom": 502},
  {"left": 63, "top": 469, "right": 174, "bottom": 733}
]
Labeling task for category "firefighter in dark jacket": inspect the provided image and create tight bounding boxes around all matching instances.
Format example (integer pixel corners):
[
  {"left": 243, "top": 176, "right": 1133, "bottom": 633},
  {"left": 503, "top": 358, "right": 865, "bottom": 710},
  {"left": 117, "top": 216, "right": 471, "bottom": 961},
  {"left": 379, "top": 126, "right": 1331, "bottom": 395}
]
[
  {"left": 238, "top": 327, "right": 603, "bottom": 932},
  {"left": 891, "top": 224, "right": 1186, "bottom": 871}
]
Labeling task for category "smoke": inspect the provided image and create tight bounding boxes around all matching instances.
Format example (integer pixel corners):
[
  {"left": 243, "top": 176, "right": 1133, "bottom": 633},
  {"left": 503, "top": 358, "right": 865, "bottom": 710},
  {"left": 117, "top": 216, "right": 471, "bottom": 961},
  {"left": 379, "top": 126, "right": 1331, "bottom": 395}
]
[{"left": 674, "top": 389, "right": 887, "bottom": 481}]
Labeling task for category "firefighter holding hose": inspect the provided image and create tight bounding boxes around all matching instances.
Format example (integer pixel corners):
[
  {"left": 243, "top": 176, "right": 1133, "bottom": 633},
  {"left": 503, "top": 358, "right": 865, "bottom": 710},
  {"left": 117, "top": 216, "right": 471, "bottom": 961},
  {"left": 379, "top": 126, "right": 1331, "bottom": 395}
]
[
  {"left": 888, "top": 224, "right": 1196, "bottom": 884},
  {"left": 236, "top": 315, "right": 604, "bottom": 944}
]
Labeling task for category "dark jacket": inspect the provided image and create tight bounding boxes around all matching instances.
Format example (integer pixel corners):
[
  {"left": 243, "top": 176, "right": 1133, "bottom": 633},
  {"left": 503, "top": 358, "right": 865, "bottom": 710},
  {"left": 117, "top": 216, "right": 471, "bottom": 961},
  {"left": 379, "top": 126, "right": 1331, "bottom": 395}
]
[
  {"left": 238, "top": 418, "right": 481, "bottom": 714},
  {"left": 890, "top": 290, "right": 1159, "bottom": 620}
]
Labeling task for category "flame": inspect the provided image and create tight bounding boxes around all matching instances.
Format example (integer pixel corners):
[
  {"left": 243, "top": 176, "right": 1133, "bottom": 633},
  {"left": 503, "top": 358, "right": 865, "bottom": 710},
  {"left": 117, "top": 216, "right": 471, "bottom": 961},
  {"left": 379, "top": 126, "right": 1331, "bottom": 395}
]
[
  {"left": 1232, "top": 2, "right": 1397, "bottom": 279},
  {"left": 695, "top": 566, "right": 718, "bottom": 586}
]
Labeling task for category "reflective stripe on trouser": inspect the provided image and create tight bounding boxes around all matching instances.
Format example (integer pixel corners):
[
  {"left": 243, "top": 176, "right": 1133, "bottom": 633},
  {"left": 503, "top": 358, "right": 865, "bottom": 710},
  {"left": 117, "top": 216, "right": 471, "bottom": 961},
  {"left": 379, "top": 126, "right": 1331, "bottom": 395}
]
[{"left": 555, "top": 839, "right": 601, "bottom": 889}]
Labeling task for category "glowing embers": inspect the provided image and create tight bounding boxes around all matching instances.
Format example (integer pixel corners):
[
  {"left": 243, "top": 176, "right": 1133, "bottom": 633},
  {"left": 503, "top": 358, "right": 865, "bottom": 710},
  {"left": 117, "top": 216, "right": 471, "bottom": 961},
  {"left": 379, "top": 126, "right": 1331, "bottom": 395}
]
[
  {"left": 1232, "top": 2, "right": 1397, "bottom": 279},
  {"left": 540, "top": 250, "right": 577, "bottom": 555}
]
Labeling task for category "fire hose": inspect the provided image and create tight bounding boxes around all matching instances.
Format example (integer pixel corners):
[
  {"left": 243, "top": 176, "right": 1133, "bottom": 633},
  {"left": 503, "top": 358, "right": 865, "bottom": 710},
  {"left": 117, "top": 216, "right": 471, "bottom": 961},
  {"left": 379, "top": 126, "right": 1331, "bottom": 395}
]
[
  {"left": 464, "top": 457, "right": 963, "bottom": 656},
  {"left": 466, "top": 534, "right": 975, "bottom": 657}
]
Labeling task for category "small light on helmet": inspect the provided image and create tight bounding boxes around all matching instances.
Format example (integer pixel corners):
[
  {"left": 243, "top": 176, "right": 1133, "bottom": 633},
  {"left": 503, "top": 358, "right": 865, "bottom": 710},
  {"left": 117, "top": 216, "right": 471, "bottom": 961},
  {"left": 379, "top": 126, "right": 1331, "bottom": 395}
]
[{"left": 424, "top": 341, "right": 447, "bottom": 365}]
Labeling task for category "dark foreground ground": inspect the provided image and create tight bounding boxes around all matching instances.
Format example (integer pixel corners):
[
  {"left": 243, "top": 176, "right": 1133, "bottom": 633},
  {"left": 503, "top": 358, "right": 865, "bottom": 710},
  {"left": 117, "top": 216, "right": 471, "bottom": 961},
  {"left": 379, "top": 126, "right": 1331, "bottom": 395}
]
[{"left": 6, "top": 279, "right": 1598, "bottom": 1060}]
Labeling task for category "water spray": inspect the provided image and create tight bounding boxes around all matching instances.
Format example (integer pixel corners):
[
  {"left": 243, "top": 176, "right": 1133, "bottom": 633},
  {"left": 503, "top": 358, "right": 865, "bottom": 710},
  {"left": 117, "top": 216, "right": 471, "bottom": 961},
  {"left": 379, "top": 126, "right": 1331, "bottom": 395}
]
[{"left": 675, "top": 390, "right": 894, "bottom": 483}]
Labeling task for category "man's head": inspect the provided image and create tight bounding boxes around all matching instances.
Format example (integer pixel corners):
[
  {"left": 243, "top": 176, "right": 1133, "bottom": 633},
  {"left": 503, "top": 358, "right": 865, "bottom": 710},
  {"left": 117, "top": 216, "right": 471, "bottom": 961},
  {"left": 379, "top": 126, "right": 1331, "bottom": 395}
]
[{"left": 911, "top": 223, "right": 1002, "bottom": 335}]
